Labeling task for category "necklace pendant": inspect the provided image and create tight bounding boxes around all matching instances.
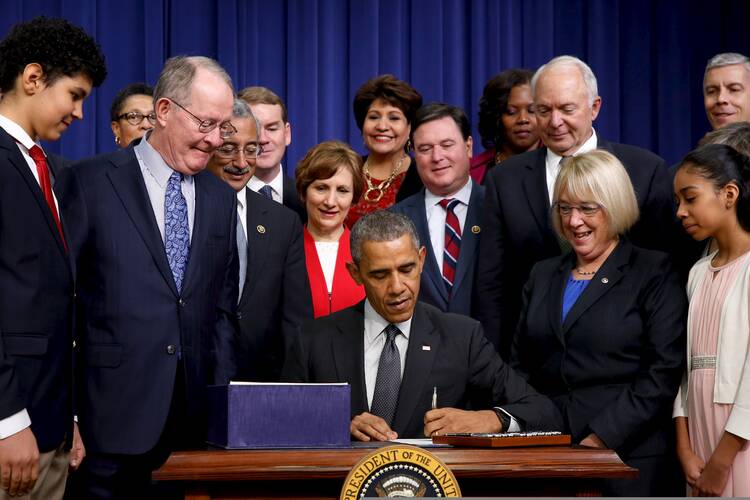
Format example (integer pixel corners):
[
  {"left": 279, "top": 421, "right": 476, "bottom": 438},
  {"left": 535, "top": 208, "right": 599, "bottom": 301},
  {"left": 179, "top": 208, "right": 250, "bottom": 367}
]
[{"left": 364, "top": 186, "right": 385, "bottom": 203}]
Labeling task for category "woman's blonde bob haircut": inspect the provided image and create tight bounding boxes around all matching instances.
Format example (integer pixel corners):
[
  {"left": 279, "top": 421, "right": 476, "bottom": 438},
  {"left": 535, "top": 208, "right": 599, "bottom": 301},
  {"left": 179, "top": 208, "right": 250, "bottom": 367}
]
[{"left": 551, "top": 149, "right": 639, "bottom": 239}]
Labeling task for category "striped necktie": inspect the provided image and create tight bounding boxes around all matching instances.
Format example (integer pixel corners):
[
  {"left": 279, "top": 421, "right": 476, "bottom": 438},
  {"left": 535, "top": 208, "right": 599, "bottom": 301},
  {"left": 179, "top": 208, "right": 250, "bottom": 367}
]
[{"left": 439, "top": 198, "right": 462, "bottom": 295}]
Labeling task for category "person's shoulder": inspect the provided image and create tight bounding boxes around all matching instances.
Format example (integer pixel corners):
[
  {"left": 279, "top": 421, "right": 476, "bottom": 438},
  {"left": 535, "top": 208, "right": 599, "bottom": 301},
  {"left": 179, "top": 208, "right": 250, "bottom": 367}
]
[
  {"left": 303, "top": 301, "right": 365, "bottom": 334},
  {"left": 419, "top": 301, "right": 479, "bottom": 330},
  {"left": 487, "top": 148, "right": 544, "bottom": 183},
  {"left": 72, "top": 148, "right": 131, "bottom": 177},
  {"left": 195, "top": 169, "right": 235, "bottom": 199},
  {"left": 390, "top": 189, "right": 425, "bottom": 213},
  {"left": 605, "top": 140, "right": 664, "bottom": 166}
]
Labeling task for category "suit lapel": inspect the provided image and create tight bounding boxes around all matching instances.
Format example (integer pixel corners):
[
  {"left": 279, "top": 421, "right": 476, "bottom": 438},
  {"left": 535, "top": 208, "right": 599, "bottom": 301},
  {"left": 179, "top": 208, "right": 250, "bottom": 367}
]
[
  {"left": 549, "top": 255, "right": 574, "bottom": 344},
  {"left": 107, "top": 153, "right": 178, "bottom": 296},
  {"left": 409, "top": 192, "right": 449, "bottom": 303},
  {"left": 181, "top": 173, "right": 209, "bottom": 294},
  {"left": 520, "top": 148, "right": 553, "bottom": 234},
  {"left": 452, "top": 183, "right": 483, "bottom": 293},
  {"left": 332, "top": 303, "right": 368, "bottom": 416},
  {"left": 391, "top": 304, "right": 438, "bottom": 435},
  {"left": 240, "top": 189, "right": 270, "bottom": 305},
  {"left": 0, "top": 130, "right": 69, "bottom": 260},
  {"left": 561, "top": 241, "right": 630, "bottom": 334}
]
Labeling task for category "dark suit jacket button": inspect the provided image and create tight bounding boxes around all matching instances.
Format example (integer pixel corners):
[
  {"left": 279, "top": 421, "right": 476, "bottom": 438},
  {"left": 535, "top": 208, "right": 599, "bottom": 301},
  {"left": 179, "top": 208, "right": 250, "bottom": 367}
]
[
  {"left": 236, "top": 312, "right": 243, "bottom": 320},
  {"left": 178, "top": 298, "right": 185, "bottom": 307},
  {"left": 166, "top": 345, "right": 177, "bottom": 355}
]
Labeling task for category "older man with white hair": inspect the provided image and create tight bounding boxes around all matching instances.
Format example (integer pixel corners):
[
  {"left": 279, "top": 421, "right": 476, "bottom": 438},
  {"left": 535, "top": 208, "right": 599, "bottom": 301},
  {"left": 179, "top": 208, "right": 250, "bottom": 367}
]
[
  {"left": 476, "top": 55, "right": 675, "bottom": 359},
  {"left": 703, "top": 52, "right": 750, "bottom": 130}
]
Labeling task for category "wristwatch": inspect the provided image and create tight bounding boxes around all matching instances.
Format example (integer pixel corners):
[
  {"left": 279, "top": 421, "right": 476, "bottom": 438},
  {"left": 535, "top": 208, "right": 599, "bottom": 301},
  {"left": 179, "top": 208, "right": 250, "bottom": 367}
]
[{"left": 493, "top": 408, "right": 511, "bottom": 432}]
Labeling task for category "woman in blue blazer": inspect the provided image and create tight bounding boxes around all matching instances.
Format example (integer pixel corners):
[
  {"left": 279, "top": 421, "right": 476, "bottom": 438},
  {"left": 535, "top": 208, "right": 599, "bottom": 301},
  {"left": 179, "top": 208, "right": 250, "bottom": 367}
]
[{"left": 510, "top": 150, "right": 687, "bottom": 496}]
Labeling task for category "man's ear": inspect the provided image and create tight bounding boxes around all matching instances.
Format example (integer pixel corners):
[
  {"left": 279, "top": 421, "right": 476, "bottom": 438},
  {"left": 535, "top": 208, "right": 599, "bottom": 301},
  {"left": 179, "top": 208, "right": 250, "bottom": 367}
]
[
  {"left": 346, "top": 261, "right": 363, "bottom": 285},
  {"left": 417, "top": 245, "right": 426, "bottom": 272},
  {"left": 21, "top": 63, "right": 46, "bottom": 96}
]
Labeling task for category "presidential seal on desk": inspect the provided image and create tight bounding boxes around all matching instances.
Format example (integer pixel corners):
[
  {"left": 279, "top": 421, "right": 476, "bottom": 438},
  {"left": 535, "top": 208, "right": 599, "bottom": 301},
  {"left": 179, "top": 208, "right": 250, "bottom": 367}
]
[{"left": 340, "top": 445, "right": 460, "bottom": 498}]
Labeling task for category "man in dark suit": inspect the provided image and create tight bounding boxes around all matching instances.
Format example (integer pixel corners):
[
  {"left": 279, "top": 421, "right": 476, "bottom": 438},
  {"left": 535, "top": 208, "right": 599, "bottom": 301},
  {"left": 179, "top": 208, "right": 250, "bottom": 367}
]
[
  {"left": 0, "top": 17, "right": 105, "bottom": 499},
  {"left": 207, "top": 99, "right": 312, "bottom": 381},
  {"left": 64, "top": 56, "right": 239, "bottom": 498},
  {"left": 283, "top": 211, "right": 561, "bottom": 441},
  {"left": 238, "top": 86, "right": 306, "bottom": 223},
  {"left": 477, "top": 55, "right": 676, "bottom": 358},
  {"left": 391, "top": 103, "right": 484, "bottom": 318}
]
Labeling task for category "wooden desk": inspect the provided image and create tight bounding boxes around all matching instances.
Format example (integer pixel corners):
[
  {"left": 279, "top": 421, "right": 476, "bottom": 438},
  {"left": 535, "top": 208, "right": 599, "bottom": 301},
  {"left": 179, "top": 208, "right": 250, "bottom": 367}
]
[{"left": 153, "top": 445, "right": 637, "bottom": 499}]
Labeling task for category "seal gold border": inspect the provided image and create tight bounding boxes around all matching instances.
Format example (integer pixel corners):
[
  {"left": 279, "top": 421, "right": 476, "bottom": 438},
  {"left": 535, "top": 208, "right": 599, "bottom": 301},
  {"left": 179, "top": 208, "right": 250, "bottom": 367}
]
[{"left": 340, "top": 444, "right": 461, "bottom": 499}]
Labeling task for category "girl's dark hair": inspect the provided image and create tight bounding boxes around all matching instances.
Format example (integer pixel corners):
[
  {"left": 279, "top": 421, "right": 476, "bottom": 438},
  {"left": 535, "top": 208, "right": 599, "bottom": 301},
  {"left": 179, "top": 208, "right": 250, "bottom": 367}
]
[
  {"left": 477, "top": 68, "right": 534, "bottom": 149},
  {"left": 679, "top": 143, "right": 750, "bottom": 231}
]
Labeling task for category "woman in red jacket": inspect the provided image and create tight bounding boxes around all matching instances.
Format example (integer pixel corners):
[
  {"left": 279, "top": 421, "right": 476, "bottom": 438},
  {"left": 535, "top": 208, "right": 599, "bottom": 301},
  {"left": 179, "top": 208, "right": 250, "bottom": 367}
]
[{"left": 296, "top": 141, "right": 366, "bottom": 317}]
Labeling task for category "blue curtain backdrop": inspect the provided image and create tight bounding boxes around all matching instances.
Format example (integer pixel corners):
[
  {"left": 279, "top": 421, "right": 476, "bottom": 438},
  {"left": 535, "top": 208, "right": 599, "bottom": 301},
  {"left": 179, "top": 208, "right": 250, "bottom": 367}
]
[{"left": 1, "top": 0, "right": 748, "bottom": 169}]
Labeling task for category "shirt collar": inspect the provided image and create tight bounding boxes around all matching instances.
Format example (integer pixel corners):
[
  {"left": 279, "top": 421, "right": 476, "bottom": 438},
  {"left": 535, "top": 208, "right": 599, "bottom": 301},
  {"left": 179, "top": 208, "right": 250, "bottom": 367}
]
[
  {"left": 136, "top": 132, "right": 193, "bottom": 188},
  {"left": 0, "top": 114, "right": 41, "bottom": 154},
  {"left": 248, "top": 165, "right": 284, "bottom": 194},
  {"left": 546, "top": 128, "right": 598, "bottom": 167},
  {"left": 424, "top": 177, "right": 473, "bottom": 207},
  {"left": 364, "top": 298, "right": 412, "bottom": 346}
]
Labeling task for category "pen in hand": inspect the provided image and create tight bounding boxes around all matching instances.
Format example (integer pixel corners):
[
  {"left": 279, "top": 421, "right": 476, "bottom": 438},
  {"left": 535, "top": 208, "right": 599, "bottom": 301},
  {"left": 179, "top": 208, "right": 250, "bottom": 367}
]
[{"left": 432, "top": 386, "right": 437, "bottom": 409}]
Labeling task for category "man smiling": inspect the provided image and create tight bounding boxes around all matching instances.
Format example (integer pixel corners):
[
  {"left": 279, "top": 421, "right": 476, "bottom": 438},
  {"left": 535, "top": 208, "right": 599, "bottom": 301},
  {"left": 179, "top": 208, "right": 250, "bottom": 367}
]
[
  {"left": 703, "top": 52, "right": 750, "bottom": 130},
  {"left": 283, "top": 210, "right": 560, "bottom": 441},
  {"left": 206, "top": 99, "right": 311, "bottom": 381}
]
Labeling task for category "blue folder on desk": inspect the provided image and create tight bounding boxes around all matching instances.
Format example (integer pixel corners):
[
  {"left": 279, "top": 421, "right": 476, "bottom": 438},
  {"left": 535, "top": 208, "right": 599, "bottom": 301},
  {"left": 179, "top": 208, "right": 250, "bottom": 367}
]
[{"left": 207, "top": 382, "right": 351, "bottom": 449}]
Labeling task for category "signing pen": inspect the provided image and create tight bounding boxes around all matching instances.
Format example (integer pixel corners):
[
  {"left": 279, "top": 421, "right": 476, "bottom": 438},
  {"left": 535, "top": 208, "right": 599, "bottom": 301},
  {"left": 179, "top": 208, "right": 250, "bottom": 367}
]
[{"left": 432, "top": 386, "right": 438, "bottom": 409}]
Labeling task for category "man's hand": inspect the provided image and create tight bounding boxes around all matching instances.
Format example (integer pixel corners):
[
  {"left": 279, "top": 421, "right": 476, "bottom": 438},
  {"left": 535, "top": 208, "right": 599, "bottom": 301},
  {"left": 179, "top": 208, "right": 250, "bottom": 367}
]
[
  {"left": 69, "top": 422, "right": 86, "bottom": 471},
  {"left": 579, "top": 433, "right": 607, "bottom": 449},
  {"left": 423, "top": 408, "right": 501, "bottom": 437},
  {"left": 0, "top": 427, "right": 40, "bottom": 496},
  {"left": 350, "top": 412, "right": 397, "bottom": 442}
]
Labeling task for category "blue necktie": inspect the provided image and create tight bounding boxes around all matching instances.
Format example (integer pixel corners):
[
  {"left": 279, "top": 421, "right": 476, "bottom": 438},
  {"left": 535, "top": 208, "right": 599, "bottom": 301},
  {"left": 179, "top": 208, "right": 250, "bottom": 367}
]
[
  {"left": 370, "top": 324, "right": 402, "bottom": 426},
  {"left": 165, "top": 171, "right": 190, "bottom": 293},
  {"left": 259, "top": 184, "right": 274, "bottom": 200}
]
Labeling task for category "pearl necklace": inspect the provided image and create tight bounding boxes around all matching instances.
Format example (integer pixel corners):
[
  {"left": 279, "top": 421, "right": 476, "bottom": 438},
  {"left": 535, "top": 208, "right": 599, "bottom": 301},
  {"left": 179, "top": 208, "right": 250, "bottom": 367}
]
[{"left": 362, "top": 155, "right": 406, "bottom": 203}]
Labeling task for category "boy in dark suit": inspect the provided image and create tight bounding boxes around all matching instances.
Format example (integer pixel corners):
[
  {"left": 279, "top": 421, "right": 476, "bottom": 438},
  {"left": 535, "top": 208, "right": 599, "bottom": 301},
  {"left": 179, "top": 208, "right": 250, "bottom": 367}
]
[{"left": 0, "top": 16, "right": 106, "bottom": 499}]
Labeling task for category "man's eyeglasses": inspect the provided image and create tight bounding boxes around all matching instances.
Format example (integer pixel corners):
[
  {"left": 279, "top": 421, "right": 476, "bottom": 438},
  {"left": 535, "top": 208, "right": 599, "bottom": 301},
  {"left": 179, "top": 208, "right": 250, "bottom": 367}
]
[
  {"left": 117, "top": 111, "right": 157, "bottom": 126},
  {"left": 169, "top": 99, "right": 237, "bottom": 139},
  {"left": 215, "top": 143, "right": 263, "bottom": 159},
  {"left": 554, "top": 202, "right": 603, "bottom": 217}
]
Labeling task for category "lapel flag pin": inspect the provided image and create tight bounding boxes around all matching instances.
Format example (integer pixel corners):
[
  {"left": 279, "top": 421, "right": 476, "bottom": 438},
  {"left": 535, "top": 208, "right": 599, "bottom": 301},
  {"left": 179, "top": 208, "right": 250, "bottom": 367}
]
[
  {"left": 471, "top": 225, "right": 481, "bottom": 234},
  {"left": 422, "top": 345, "right": 431, "bottom": 351},
  {"left": 257, "top": 225, "right": 266, "bottom": 234}
]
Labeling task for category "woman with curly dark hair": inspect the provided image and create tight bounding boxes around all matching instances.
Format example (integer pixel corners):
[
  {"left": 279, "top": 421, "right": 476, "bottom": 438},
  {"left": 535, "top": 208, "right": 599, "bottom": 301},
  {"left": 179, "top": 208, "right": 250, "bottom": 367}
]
[
  {"left": 346, "top": 74, "right": 423, "bottom": 227},
  {"left": 471, "top": 68, "right": 541, "bottom": 183}
]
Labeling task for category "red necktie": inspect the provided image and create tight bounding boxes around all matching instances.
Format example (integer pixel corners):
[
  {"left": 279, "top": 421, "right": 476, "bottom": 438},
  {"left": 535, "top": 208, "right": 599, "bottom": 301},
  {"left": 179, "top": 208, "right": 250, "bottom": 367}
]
[
  {"left": 28, "top": 145, "right": 68, "bottom": 252},
  {"left": 439, "top": 198, "right": 462, "bottom": 295}
]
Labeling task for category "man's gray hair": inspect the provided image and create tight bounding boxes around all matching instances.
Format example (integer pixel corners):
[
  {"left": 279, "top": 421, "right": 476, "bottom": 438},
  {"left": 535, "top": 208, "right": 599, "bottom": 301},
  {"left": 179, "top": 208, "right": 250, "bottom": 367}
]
[
  {"left": 531, "top": 55, "right": 599, "bottom": 106},
  {"left": 704, "top": 52, "right": 750, "bottom": 88},
  {"left": 232, "top": 98, "right": 261, "bottom": 139},
  {"left": 699, "top": 121, "right": 750, "bottom": 157},
  {"left": 350, "top": 211, "right": 420, "bottom": 264},
  {"left": 153, "top": 55, "right": 233, "bottom": 105}
]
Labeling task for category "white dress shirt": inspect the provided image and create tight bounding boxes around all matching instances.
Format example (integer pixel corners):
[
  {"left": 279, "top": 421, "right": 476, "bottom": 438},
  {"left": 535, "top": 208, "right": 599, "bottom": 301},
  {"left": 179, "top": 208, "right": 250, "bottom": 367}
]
[
  {"left": 363, "top": 300, "right": 412, "bottom": 410},
  {"left": 0, "top": 114, "right": 60, "bottom": 212},
  {"left": 315, "top": 241, "right": 339, "bottom": 293},
  {"left": 134, "top": 135, "right": 196, "bottom": 241},
  {"left": 544, "top": 129, "right": 598, "bottom": 204},
  {"left": 248, "top": 165, "right": 284, "bottom": 203},
  {"left": 237, "top": 189, "right": 249, "bottom": 238},
  {"left": 424, "top": 179, "right": 473, "bottom": 272}
]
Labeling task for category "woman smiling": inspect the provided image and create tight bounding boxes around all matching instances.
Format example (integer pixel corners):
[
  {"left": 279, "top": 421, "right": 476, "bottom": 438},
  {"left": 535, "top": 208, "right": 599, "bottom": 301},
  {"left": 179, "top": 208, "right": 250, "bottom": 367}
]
[{"left": 296, "top": 141, "right": 366, "bottom": 317}]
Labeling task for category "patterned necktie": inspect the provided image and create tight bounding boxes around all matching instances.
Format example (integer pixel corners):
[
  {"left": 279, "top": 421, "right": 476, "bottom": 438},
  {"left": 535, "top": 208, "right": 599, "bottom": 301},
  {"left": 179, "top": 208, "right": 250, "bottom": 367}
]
[
  {"left": 439, "top": 198, "right": 462, "bottom": 295},
  {"left": 29, "top": 145, "right": 67, "bottom": 253},
  {"left": 236, "top": 212, "right": 247, "bottom": 302},
  {"left": 370, "top": 324, "right": 402, "bottom": 426},
  {"left": 165, "top": 171, "right": 190, "bottom": 293},
  {"left": 259, "top": 184, "right": 274, "bottom": 200}
]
